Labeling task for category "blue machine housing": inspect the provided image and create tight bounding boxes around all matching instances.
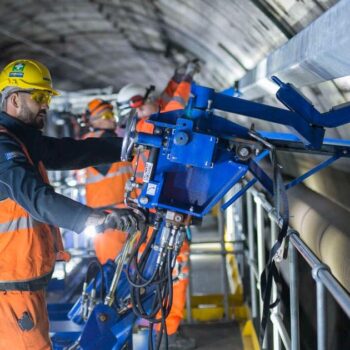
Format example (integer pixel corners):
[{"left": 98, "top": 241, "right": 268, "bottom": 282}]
[
  {"left": 134, "top": 79, "right": 350, "bottom": 217},
  {"left": 136, "top": 113, "right": 248, "bottom": 217}
]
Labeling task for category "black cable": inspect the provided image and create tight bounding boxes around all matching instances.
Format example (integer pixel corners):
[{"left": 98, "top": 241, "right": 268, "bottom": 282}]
[
  {"left": 131, "top": 264, "right": 166, "bottom": 321},
  {"left": 148, "top": 322, "right": 154, "bottom": 350},
  {"left": 126, "top": 236, "right": 160, "bottom": 287},
  {"left": 152, "top": 259, "right": 172, "bottom": 350},
  {"left": 96, "top": 260, "right": 105, "bottom": 301},
  {"left": 85, "top": 261, "right": 98, "bottom": 289},
  {"left": 127, "top": 223, "right": 168, "bottom": 288},
  {"left": 126, "top": 218, "right": 182, "bottom": 350},
  {"left": 259, "top": 146, "right": 289, "bottom": 344},
  {"left": 84, "top": 260, "right": 105, "bottom": 302},
  {"left": 126, "top": 225, "right": 150, "bottom": 280},
  {"left": 147, "top": 251, "right": 173, "bottom": 322}
]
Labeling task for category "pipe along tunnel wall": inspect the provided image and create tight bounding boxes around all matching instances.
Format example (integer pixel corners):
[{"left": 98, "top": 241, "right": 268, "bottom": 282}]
[{"left": 276, "top": 183, "right": 350, "bottom": 349}]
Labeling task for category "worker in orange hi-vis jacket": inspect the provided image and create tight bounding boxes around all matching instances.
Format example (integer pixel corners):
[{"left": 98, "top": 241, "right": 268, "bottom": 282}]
[
  {"left": 0, "top": 59, "right": 141, "bottom": 350},
  {"left": 116, "top": 59, "right": 200, "bottom": 350},
  {"left": 83, "top": 99, "right": 134, "bottom": 264}
]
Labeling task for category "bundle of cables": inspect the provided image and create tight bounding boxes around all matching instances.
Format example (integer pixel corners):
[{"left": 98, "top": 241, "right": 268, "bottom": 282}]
[
  {"left": 81, "top": 260, "right": 105, "bottom": 320},
  {"left": 126, "top": 214, "right": 182, "bottom": 350},
  {"left": 67, "top": 260, "right": 106, "bottom": 350}
]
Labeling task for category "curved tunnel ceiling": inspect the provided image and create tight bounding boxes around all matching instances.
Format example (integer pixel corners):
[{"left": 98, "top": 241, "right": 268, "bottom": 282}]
[
  {"left": 0, "top": 0, "right": 338, "bottom": 91},
  {"left": 1, "top": 0, "right": 350, "bottom": 209}
]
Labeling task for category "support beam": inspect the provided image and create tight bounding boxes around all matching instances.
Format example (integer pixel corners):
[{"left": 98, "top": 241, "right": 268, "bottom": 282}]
[{"left": 239, "top": 0, "right": 350, "bottom": 100}]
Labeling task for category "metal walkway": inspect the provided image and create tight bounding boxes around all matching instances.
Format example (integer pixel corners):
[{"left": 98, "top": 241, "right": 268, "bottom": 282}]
[
  {"left": 183, "top": 213, "right": 249, "bottom": 350},
  {"left": 182, "top": 322, "right": 242, "bottom": 350},
  {"left": 190, "top": 215, "right": 227, "bottom": 295}
]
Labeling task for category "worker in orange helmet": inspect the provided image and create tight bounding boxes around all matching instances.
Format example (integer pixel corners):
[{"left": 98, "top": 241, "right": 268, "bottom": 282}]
[
  {"left": 83, "top": 98, "right": 134, "bottom": 264},
  {"left": 116, "top": 59, "right": 200, "bottom": 350},
  {"left": 0, "top": 59, "right": 142, "bottom": 350}
]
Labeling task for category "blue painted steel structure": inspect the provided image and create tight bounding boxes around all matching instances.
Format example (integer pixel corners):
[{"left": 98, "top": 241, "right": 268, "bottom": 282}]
[{"left": 50, "top": 78, "right": 350, "bottom": 350}]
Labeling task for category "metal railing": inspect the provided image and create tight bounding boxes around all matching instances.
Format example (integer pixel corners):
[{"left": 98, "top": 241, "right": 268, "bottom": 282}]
[
  {"left": 185, "top": 199, "right": 245, "bottom": 324},
  {"left": 235, "top": 186, "right": 350, "bottom": 350}
]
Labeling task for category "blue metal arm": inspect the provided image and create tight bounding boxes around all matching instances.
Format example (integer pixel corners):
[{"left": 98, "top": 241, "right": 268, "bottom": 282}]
[
  {"left": 273, "top": 76, "right": 350, "bottom": 128},
  {"left": 190, "top": 84, "right": 325, "bottom": 148},
  {"left": 190, "top": 78, "right": 350, "bottom": 149}
]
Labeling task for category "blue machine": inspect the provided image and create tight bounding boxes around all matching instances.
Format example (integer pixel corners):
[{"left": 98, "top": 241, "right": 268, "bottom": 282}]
[{"left": 50, "top": 77, "right": 350, "bottom": 349}]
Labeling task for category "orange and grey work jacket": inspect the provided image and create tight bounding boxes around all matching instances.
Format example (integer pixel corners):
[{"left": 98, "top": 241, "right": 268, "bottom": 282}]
[
  {"left": 133, "top": 77, "right": 191, "bottom": 182},
  {"left": 0, "top": 112, "right": 124, "bottom": 291},
  {"left": 83, "top": 130, "right": 133, "bottom": 208},
  {"left": 0, "top": 126, "right": 68, "bottom": 290}
]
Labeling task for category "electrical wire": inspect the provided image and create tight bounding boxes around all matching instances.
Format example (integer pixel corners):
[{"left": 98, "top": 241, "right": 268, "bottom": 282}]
[
  {"left": 85, "top": 260, "right": 105, "bottom": 302},
  {"left": 126, "top": 218, "right": 177, "bottom": 350}
]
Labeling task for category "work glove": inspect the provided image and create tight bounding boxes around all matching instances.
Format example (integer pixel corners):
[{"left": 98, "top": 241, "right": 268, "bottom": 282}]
[
  {"left": 85, "top": 208, "right": 144, "bottom": 234},
  {"left": 184, "top": 58, "right": 201, "bottom": 78},
  {"left": 104, "top": 209, "right": 142, "bottom": 232},
  {"left": 173, "top": 61, "right": 188, "bottom": 80},
  {"left": 173, "top": 59, "right": 201, "bottom": 82}
]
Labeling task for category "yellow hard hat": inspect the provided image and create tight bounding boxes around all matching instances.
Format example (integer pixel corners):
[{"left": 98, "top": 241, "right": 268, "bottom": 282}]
[{"left": 0, "top": 59, "right": 59, "bottom": 95}]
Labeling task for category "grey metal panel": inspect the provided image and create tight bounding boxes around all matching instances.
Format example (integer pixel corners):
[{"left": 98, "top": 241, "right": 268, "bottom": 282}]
[
  {"left": 240, "top": 0, "right": 350, "bottom": 99},
  {"left": 190, "top": 254, "right": 225, "bottom": 295},
  {"left": 190, "top": 215, "right": 233, "bottom": 295}
]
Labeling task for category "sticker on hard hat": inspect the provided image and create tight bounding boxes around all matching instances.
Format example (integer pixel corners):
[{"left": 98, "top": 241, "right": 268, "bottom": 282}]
[
  {"left": 143, "top": 162, "right": 153, "bottom": 183},
  {"left": 12, "top": 63, "right": 25, "bottom": 72},
  {"left": 9, "top": 72, "right": 24, "bottom": 78}
]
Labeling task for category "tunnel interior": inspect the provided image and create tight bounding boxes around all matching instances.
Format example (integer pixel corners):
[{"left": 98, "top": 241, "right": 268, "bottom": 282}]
[{"left": 0, "top": 1, "right": 349, "bottom": 350}]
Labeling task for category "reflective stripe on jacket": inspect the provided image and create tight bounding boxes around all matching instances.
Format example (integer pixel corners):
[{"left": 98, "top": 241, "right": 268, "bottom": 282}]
[
  {"left": 132, "top": 149, "right": 149, "bottom": 185},
  {"left": 0, "top": 126, "right": 68, "bottom": 291},
  {"left": 83, "top": 131, "right": 133, "bottom": 208},
  {"left": 159, "top": 79, "right": 191, "bottom": 112}
]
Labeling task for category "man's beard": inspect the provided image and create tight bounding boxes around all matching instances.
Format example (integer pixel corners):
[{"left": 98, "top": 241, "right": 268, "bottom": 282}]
[
  {"left": 19, "top": 101, "right": 46, "bottom": 130},
  {"left": 34, "top": 109, "right": 47, "bottom": 130}
]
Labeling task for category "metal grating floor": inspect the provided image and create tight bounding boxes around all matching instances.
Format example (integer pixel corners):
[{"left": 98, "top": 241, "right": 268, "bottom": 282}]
[
  {"left": 181, "top": 322, "right": 243, "bottom": 350},
  {"left": 190, "top": 215, "right": 231, "bottom": 295}
]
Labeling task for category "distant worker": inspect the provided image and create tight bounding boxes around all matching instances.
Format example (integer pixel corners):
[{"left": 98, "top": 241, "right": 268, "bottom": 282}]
[
  {"left": 83, "top": 98, "right": 133, "bottom": 264},
  {"left": 117, "top": 59, "right": 200, "bottom": 133},
  {"left": 0, "top": 59, "right": 141, "bottom": 350},
  {"left": 116, "top": 59, "right": 200, "bottom": 350}
]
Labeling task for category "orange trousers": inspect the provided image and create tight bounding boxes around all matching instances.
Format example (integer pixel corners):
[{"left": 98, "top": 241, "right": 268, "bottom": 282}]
[
  {"left": 0, "top": 290, "right": 51, "bottom": 350},
  {"left": 94, "top": 229, "right": 128, "bottom": 264}
]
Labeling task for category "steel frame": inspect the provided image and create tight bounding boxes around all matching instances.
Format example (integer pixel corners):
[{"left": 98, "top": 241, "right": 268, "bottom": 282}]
[{"left": 240, "top": 186, "right": 350, "bottom": 350}]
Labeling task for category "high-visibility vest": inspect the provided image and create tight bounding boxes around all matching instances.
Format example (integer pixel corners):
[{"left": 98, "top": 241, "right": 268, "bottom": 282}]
[
  {"left": 136, "top": 118, "right": 154, "bottom": 134},
  {"left": 132, "top": 148, "right": 149, "bottom": 185},
  {"left": 0, "top": 126, "right": 69, "bottom": 291},
  {"left": 83, "top": 131, "right": 133, "bottom": 208},
  {"left": 159, "top": 79, "right": 191, "bottom": 112}
]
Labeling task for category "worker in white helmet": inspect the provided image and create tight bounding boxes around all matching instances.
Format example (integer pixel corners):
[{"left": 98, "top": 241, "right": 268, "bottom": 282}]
[{"left": 116, "top": 59, "right": 200, "bottom": 350}]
